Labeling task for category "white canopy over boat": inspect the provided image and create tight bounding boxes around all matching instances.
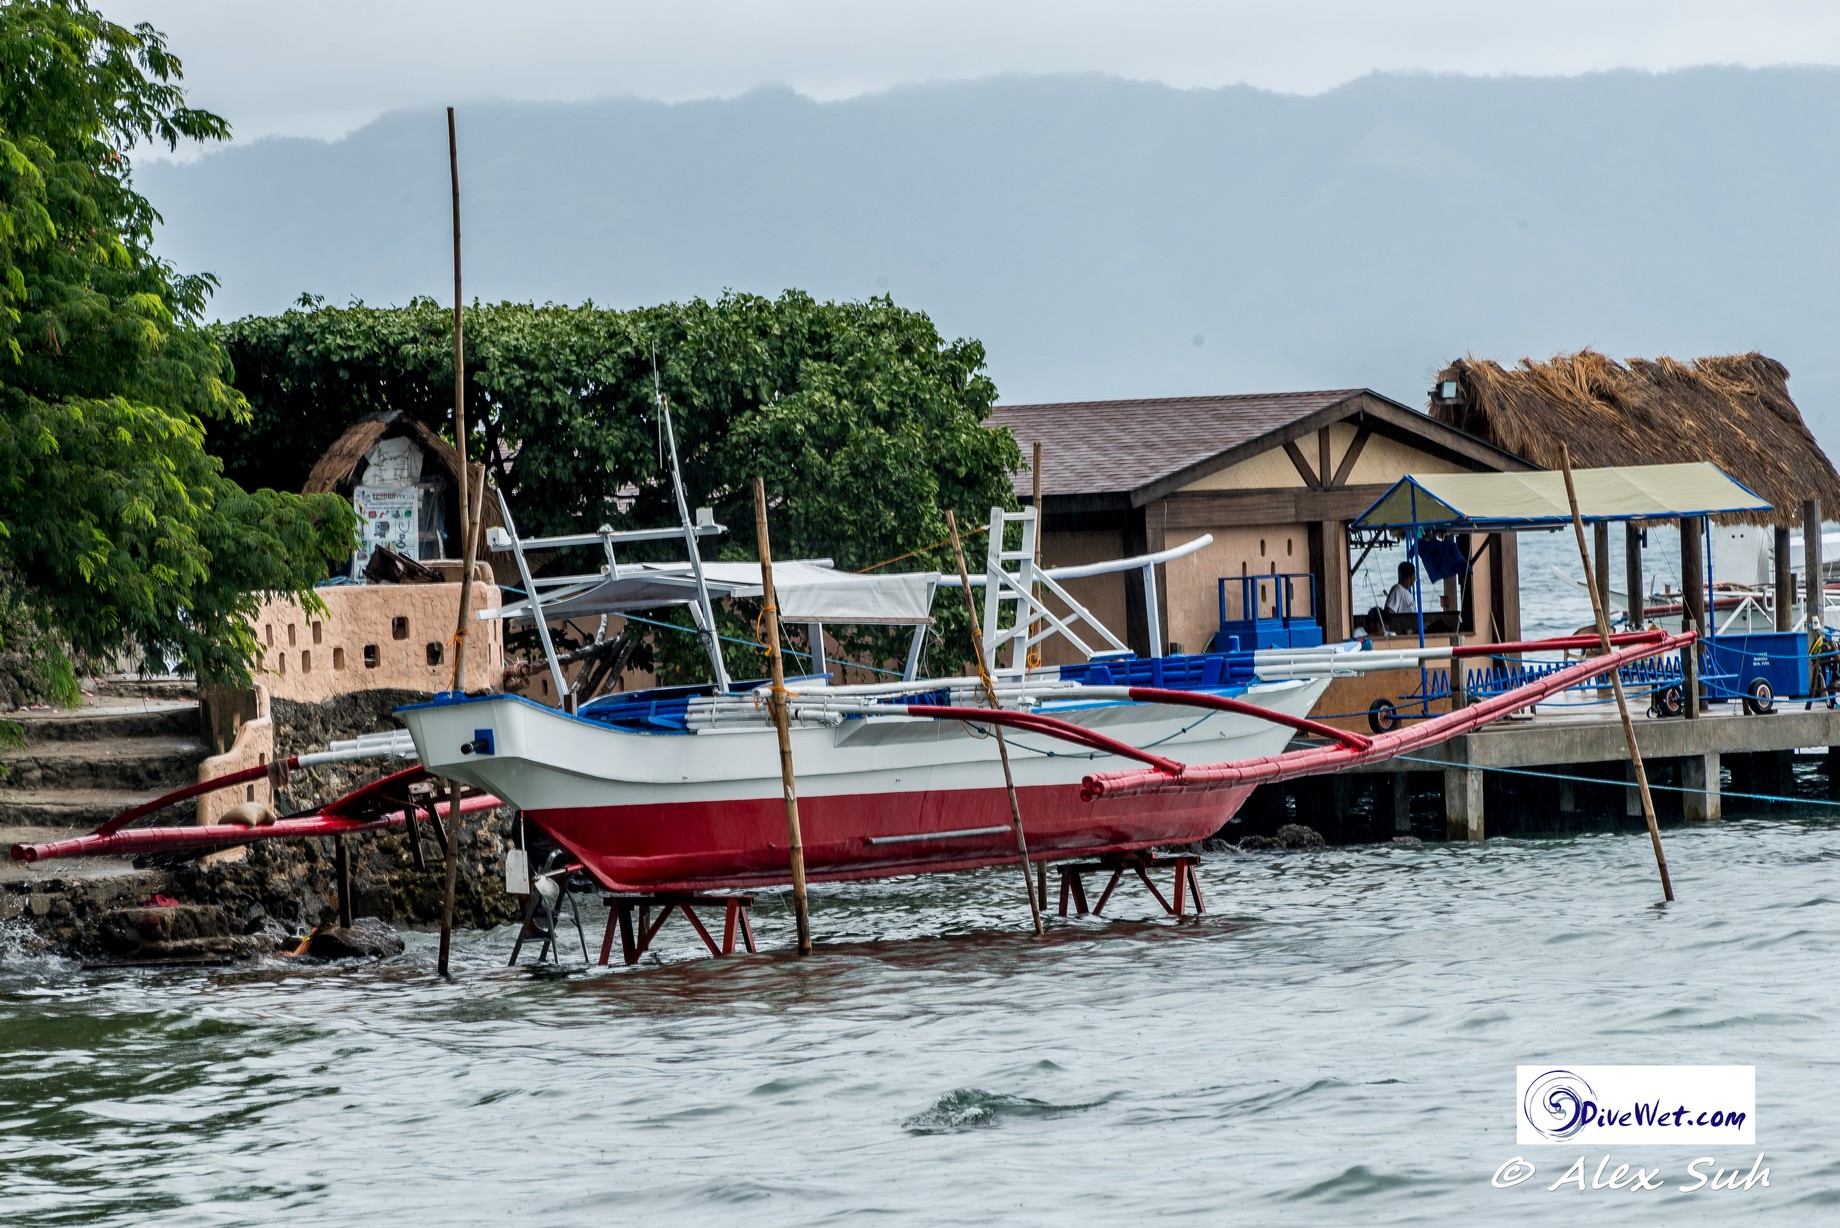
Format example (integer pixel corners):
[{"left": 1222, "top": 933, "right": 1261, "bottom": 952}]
[{"left": 488, "top": 561, "right": 938, "bottom": 627}]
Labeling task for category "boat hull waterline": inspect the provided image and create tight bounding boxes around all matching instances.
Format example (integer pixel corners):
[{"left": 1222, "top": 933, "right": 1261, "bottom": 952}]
[{"left": 397, "top": 679, "right": 1328, "bottom": 892}]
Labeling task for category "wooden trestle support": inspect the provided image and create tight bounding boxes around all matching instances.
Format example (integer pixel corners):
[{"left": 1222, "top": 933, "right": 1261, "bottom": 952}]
[
  {"left": 598, "top": 892, "right": 759, "bottom": 966},
  {"left": 1055, "top": 851, "right": 1204, "bottom": 919}
]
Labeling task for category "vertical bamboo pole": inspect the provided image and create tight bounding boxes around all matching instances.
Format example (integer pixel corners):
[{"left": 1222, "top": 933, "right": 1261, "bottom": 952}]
[
  {"left": 1561, "top": 446, "right": 1673, "bottom": 902},
  {"left": 753, "top": 477, "right": 812, "bottom": 955},
  {"left": 437, "top": 107, "right": 468, "bottom": 980},
  {"left": 447, "top": 107, "right": 468, "bottom": 553},
  {"left": 448, "top": 465, "right": 487, "bottom": 694},
  {"left": 945, "top": 511, "right": 1045, "bottom": 936},
  {"left": 436, "top": 467, "right": 487, "bottom": 979},
  {"left": 1029, "top": 443, "right": 1047, "bottom": 910}
]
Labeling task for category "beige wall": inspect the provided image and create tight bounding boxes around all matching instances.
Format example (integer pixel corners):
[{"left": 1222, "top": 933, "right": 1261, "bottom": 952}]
[
  {"left": 1161, "top": 524, "right": 1314, "bottom": 654},
  {"left": 252, "top": 574, "right": 504, "bottom": 702},
  {"left": 195, "top": 683, "right": 274, "bottom": 827},
  {"left": 1028, "top": 527, "right": 1131, "bottom": 667}
]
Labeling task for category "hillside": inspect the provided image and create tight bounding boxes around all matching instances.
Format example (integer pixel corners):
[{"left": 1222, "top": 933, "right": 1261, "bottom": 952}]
[{"left": 140, "top": 67, "right": 1840, "bottom": 448}]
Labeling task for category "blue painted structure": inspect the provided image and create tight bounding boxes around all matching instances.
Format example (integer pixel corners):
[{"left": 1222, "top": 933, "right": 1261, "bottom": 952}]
[{"left": 1213, "top": 573, "right": 1324, "bottom": 651}]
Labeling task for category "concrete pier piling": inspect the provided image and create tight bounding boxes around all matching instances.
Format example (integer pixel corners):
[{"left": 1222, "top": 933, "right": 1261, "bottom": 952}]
[{"left": 1348, "top": 705, "right": 1840, "bottom": 840}]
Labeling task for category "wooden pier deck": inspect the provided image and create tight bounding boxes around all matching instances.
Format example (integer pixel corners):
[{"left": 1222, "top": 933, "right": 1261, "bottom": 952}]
[{"left": 1326, "top": 703, "right": 1840, "bottom": 840}]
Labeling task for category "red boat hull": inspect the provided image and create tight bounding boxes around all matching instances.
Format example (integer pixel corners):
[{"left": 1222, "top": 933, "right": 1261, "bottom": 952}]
[{"left": 531, "top": 780, "right": 1255, "bottom": 893}]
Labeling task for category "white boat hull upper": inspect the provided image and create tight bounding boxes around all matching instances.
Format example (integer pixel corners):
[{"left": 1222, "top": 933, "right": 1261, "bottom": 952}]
[{"left": 398, "top": 677, "right": 1330, "bottom": 891}]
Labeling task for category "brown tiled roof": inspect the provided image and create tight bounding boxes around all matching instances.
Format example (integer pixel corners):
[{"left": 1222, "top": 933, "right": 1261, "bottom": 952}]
[{"left": 989, "top": 389, "right": 1367, "bottom": 498}]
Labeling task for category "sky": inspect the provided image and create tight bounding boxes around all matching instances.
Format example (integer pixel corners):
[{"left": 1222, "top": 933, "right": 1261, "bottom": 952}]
[{"left": 116, "top": 0, "right": 1840, "bottom": 146}]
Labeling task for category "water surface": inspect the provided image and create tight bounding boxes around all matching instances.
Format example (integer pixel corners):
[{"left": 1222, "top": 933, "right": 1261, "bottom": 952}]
[{"left": 4, "top": 814, "right": 1836, "bottom": 1226}]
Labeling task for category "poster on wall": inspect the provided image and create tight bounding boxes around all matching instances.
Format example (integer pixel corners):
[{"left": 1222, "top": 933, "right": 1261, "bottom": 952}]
[{"left": 353, "top": 485, "right": 420, "bottom": 576}]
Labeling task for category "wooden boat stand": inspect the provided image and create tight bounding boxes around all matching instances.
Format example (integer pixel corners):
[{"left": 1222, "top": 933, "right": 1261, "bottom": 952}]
[
  {"left": 598, "top": 892, "right": 758, "bottom": 966},
  {"left": 1055, "top": 852, "right": 1204, "bottom": 918}
]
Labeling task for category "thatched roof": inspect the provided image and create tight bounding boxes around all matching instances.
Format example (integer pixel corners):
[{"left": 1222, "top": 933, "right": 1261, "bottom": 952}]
[
  {"left": 1429, "top": 351, "right": 1840, "bottom": 525},
  {"left": 302, "top": 412, "right": 505, "bottom": 536}
]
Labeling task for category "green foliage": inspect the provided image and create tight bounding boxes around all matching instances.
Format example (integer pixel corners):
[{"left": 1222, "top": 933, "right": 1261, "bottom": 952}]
[
  {"left": 0, "top": 1, "right": 357, "bottom": 698},
  {"left": 213, "top": 293, "right": 1021, "bottom": 682}
]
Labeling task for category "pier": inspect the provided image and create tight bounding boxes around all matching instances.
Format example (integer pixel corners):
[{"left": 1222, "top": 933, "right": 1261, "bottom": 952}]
[{"left": 1302, "top": 703, "right": 1840, "bottom": 840}]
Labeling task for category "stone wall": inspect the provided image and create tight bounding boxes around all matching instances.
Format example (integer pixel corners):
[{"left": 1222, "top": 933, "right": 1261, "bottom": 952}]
[{"left": 251, "top": 572, "right": 503, "bottom": 703}]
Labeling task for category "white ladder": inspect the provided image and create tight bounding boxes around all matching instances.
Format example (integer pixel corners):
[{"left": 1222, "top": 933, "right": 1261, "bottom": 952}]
[{"left": 979, "top": 507, "right": 1129, "bottom": 672}]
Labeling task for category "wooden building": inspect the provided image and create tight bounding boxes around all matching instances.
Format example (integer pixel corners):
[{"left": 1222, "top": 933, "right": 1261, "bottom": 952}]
[{"left": 989, "top": 388, "right": 1532, "bottom": 665}]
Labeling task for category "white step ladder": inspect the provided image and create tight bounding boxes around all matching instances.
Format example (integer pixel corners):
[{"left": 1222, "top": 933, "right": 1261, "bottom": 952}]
[{"left": 979, "top": 507, "right": 1131, "bottom": 672}]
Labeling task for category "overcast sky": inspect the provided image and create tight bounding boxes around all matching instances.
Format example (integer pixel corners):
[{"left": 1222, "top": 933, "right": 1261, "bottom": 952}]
[{"left": 117, "top": 0, "right": 1840, "bottom": 145}]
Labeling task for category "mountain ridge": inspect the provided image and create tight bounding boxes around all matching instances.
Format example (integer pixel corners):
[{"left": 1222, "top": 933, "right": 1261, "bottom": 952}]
[{"left": 140, "top": 66, "right": 1840, "bottom": 450}]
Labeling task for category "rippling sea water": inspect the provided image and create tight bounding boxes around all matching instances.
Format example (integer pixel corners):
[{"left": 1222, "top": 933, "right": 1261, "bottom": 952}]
[
  {"left": 6, "top": 554, "right": 1836, "bottom": 1224},
  {"left": 4, "top": 813, "right": 1837, "bottom": 1226}
]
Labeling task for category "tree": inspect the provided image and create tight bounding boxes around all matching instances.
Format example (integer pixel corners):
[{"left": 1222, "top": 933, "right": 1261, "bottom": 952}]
[
  {"left": 0, "top": 1, "right": 355, "bottom": 702},
  {"left": 212, "top": 293, "right": 1021, "bottom": 682}
]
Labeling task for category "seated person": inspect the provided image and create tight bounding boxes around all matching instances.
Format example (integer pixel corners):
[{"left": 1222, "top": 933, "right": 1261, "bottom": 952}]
[
  {"left": 1383, "top": 562, "right": 1418, "bottom": 632},
  {"left": 1353, "top": 606, "right": 1388, "bottom": 646}
]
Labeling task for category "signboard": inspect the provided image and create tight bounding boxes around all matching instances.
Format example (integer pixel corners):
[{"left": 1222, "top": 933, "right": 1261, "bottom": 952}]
[{"left": 353, "top": 485, "right": 420, "bottom": 575}]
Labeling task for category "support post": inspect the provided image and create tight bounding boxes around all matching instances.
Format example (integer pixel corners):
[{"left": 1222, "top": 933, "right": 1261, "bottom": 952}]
[
  {"left": 753, "top": 477, "right": 813, "bottom": 956},
  {"left": 1680, "top": 753, "right": 1721, "bottom": 822},
  {"left": 1775, "top": 524, "right": 1795, "bottom": 631},
  {"left": 1319, "top": 520, "right": 1349, "bottom": 642},
  {"left": 1805, "top": 498, "right": 1824, "bottom": 696},
  {"left": 334, "top": 834, "right": 353, "bottom": 929},
  {"left": 1593, "top": 521, "right": 1612, "bottom": 619},
  {"left": 1680, "top": 515, "right": 1705, "bottom": 718},
  {"left": 1391, "top": 772, "right": 1412, "bottom": 835},
  {"left": 903, "top": 624, "right": 926, "bottom": 681},
  {"left": 1626, "top": 522, "right": 1645, "bottom": 627},
  {"left": 1443, "top": 765, "right": 1483, "bottom": 842},
  {"left": 805, "top": 624, "right": 828, "bottom": 680},
  {"left": 1565, "top": 445, "right": 1673, "bottom": 901}
]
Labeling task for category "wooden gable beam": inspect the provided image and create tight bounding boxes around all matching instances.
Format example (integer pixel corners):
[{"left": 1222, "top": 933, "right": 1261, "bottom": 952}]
[
  {"left": 1281, "top": 439, "right": 1320, "bottom": 490},
  {"left": 1329, "top": 425, "right": 1372, "bottom": 488}
]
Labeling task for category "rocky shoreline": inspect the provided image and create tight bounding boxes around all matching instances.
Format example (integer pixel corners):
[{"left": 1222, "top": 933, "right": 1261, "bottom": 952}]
[{"left": 3, "top": 687, "right": 521, "bottom": 962}]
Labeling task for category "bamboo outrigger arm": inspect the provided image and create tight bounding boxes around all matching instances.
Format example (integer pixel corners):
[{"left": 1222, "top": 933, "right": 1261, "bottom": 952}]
[{"left": 12, "top": 768, "right": 502, "bottom": 864}]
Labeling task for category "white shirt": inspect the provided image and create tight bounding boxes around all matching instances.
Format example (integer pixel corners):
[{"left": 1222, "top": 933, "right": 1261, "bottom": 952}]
[{"left": 1384, "top": 582, "right": 1418, "bottom": 614}]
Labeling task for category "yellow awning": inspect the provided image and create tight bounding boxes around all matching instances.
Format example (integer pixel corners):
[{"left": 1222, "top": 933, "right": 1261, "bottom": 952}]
[{"left": 1353, "top": 462, "right": 1771, "bottom": 530}]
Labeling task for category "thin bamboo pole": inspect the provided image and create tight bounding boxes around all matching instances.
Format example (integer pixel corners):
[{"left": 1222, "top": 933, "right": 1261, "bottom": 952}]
[
  {"left": 1029, "top": 442, "right": 1048, "bottom": 909},
  {"left": 448, "top": 464, "right": 487, "bottom": 694},
  {"left": 437, "top": 466, "right": 487, "bottom": 978},
  {"left": 447, "top": 107, "right": 468, "bottom": 553},
  {"left": 1561, "top": 445, "right": 1674, "bottom": 902},
  {"left": 945, "top": 510, "right": 1045, "bottom": 936},
  {"left": 437, "top": 106, "right": 469, "bottom": 980},
  {"left": 753, "top": 477, "right": 813, "bottom": 955}
]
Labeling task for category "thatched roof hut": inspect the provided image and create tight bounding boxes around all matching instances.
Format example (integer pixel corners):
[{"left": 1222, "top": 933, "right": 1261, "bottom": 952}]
[
  {"left": 303, "top": 412, "right": 505, "bottom": 558},
  {"left": 1429, "top": 351, "right": 1840, "bottom": 524}
]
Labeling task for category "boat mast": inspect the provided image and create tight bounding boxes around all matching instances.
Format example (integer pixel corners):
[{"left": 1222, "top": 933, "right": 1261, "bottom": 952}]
[{"left": 655, "top": 373, "right": 731, "bottom": 693}]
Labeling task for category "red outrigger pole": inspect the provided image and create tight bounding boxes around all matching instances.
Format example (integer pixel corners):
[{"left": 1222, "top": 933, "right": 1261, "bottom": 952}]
[
  {"left": 1081, "top": 629, "right": 1695, "bottom": 800},
  {"left": 11, "top": 767, "right": 502, "bottom": 863}
]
